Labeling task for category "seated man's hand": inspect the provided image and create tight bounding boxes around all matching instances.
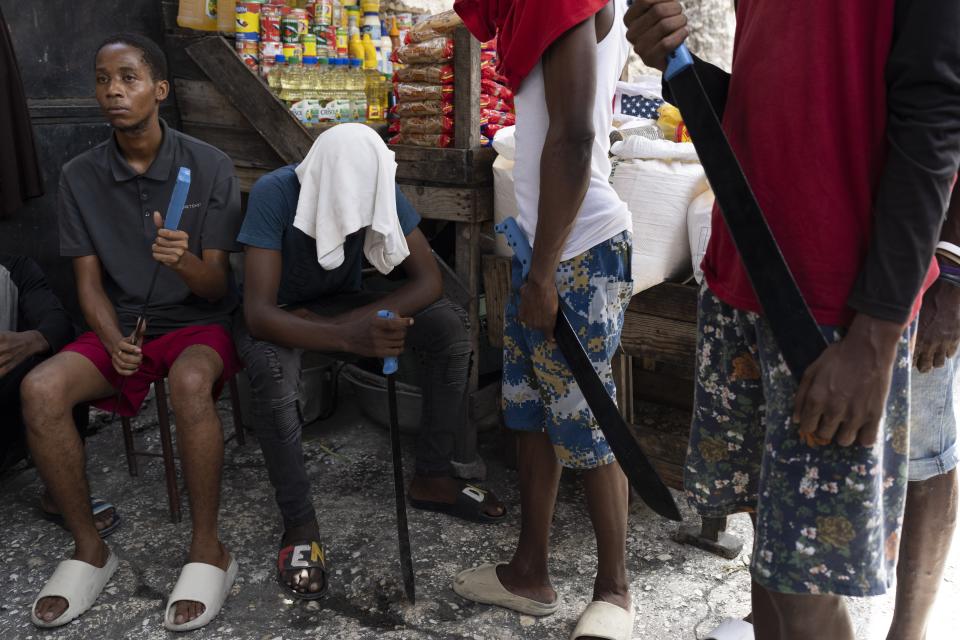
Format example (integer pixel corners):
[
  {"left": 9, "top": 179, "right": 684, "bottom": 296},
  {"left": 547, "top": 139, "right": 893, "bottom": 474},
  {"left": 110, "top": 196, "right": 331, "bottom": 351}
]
[
  {"left": 624, "top": 0, "right": 689, "bottom": 71},
  {"left": 152, "top": 211, "right": 191, "bottom": 271},
  {"left": 0, "top": 330, "right": 48, "bottom": 377},
  {"left": 110, "top": 321, "right": 147, "bottom": 377},
  {"left": 345, "top": 310, "right": 413, "bottom": 358}
]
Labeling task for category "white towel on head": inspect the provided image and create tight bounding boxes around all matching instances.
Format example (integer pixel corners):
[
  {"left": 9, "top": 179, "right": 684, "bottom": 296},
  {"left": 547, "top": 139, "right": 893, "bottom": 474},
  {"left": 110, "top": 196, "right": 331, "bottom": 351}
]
[{"left": 293, "top": 123, "right": 409, "bottom": 274}]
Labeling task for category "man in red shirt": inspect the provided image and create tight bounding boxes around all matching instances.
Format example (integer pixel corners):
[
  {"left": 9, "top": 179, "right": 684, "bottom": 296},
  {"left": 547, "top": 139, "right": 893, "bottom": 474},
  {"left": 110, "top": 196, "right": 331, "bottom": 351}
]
[{"left": 626, "top": 1, "right": 960, "bottom": 638}]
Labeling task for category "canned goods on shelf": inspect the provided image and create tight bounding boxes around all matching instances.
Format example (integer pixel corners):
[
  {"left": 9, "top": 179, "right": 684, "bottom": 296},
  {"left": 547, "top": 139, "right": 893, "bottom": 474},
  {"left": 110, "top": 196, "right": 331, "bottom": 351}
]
[{"left": 235, "top": 2, "right": 261, "bottom": 34}]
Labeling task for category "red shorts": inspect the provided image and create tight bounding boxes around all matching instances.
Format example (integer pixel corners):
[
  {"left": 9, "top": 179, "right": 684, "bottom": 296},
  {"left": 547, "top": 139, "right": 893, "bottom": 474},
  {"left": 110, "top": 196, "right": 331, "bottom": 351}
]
[{"left": 62, "top": 325, "right": 241, "bottom": 417}]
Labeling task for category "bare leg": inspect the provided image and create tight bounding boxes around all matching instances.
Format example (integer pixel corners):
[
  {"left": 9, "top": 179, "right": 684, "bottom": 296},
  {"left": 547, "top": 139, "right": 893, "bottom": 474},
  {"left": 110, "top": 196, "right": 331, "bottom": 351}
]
[
  {"left": 166, "top": 345, "right": 230, "bottom": 625},
  {"left": 578, "top": 459, "right": 630, "bottom": 639},
  {"left": 887, "top": 469, "right": 959, "bottom": 640},
  {"left": 765, "top": 589, "right": 854, "bottom": 640},
  {"left": 22, "top": 353, "right": 116, "bottom": 623},
  {"left": 496, "top": 431, "right": 563, "bottom": 604}
]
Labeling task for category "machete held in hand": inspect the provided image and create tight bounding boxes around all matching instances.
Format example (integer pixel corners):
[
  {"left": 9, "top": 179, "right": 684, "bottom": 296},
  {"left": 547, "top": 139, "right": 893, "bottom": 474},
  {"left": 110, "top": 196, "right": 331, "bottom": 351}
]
[{"left": 496, "top": 218, "right": 681, "bottom": 522}]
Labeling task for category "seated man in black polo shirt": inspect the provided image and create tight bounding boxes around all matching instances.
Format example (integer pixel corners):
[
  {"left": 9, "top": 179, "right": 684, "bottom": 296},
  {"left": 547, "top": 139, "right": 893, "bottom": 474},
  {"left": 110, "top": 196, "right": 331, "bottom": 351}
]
[
  {"left": 20, "top": 34, "right": 243, "bottom": 631},
  {"left": 237, "top": 124, "right": 505, "bottom": 600}
]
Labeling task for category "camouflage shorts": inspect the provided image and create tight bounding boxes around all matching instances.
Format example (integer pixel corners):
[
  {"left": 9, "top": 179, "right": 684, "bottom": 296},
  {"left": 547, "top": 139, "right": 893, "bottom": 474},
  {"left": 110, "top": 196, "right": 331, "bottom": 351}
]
[
  {"left": 687, "top": 286, "right": 912, "bottom": 597},
  {"left": 501, "top": 232, "right": 633, "bottom": 470}
]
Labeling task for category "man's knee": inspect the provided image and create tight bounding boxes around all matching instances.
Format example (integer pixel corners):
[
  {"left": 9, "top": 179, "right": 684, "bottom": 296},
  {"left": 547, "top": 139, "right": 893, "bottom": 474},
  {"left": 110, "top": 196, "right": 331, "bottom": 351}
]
[
  {"left": 21, "top": 363, "right": 74, "bottom": 428},
  {"left": 168, "top": 361, "right": 218, "bottom": 413},
  {"left": 768, "top": 590, "right": 845, "bottom": 634}
]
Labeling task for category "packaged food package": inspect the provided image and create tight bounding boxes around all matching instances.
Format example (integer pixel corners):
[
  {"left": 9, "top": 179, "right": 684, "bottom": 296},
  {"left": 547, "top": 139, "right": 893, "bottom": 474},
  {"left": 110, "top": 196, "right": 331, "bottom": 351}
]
[
  {"left": 480, "top": 78, "right": 513, "bottom": 101},
  {"left": 393, "top": 64, "right": 455, "bottom": 84},
  {"left": 391, "top": 100, "right": 454, "bottom": 117},
  {"left": 393, "top": 37, "right": 454, "bottom": 64},
  {"left": 390, "top": 115, "right": 455, "bottom": 134},
  {"left": 687, "top": 189, "right": 715, "bottom": 284},
  {"left": 395, "top": 82, "right": 455, "bottom": 103},
  {"left": 610, "top": 155, "right": 708, "bottom": 294},
  {"left": 481, "top": 135, "right": 491, "bottom": 147},
  {"left": 480, "top": 95, "right": 512, "bottom": 112},
  {"left": 406, "top": 10, "right": 463, "bottom": 43},
  {"left": 658, "top": 104, "right": 692, "bottom": 143},
  {"left": 481, "top": 65, "right": 508, "bottom": 84},
  {"left": 492, "top": 154, "right": 518, "bottom": 256},
  {"left": 389, "top": 133, "right": 453, "bottom": 148},
  {"left": 610, "top": 136, "right": 699, "bottom": 162},
  {"left": 482, "top": 123, "right": 507, "bottom": 140},
  {"left": 481, "top": 38, "right": 497, "bottom": 51},
  {"left": 482, "top": 109, "right": 516, "bottom": 126}
]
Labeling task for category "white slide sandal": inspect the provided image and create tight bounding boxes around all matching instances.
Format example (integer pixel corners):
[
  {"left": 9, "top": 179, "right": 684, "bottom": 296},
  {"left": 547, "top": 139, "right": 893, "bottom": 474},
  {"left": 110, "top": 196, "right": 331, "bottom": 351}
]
[
  {"left": 570, "top": 601, "right": 636, "bottom": 640},
  {"left": 453, "top": 563, "right": 560, "bottom": 616},
  {"left": 30, "top": 549, "right": 119, "bottom": 628},
  {"left": 163, "top": 555, "right": 239, "bottom": 632},
  {"left": 705, "top": 618, "right": 755, "bottom": 640}
]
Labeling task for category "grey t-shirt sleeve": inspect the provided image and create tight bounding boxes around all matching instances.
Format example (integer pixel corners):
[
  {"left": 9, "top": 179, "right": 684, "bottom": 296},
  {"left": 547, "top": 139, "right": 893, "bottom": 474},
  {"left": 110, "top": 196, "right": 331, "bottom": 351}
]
[
  {"left": 236, "top": 169, "right": 291, "bottom": 251},
  {"left": 200, "top": 157, "right": 243, "bottom": 253},
  {"left": 58, "top": 174, "right": 95, "bottom": 257}
]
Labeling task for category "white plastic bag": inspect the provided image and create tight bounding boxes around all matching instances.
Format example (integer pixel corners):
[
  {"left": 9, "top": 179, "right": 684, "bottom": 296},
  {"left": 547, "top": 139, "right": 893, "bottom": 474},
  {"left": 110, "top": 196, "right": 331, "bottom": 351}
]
[
  {"left": 492, "top": 155, "right": 518, "bottom": 257},
  {"left": 687, "top": 189, "right": 715, "bottom": 284},
  {"left": 611, "top": 157, "right": 708, "bottom": 293}
]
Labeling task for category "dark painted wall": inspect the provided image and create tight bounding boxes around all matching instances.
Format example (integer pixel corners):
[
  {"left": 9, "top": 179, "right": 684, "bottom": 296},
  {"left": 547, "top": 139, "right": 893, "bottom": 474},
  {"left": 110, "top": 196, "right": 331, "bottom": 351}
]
[{"left": 0, "top": 0, "right": 174, "bottom": 319}]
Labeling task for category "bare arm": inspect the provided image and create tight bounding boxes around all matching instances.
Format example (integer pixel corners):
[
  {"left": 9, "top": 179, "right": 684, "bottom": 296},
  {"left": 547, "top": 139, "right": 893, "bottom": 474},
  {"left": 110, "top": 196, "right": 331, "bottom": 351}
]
[
  {"left": 242, "top": 246, "right": 411, "bottom": 358},
  {"left": 74, "top": 255, "right": 143, "bottom": 376},
  {"left": 151, "top": 212, "right": 231, "bottom": 301},
  {"left": 520, "top": 12, "right": 602, "bottom": 338}
]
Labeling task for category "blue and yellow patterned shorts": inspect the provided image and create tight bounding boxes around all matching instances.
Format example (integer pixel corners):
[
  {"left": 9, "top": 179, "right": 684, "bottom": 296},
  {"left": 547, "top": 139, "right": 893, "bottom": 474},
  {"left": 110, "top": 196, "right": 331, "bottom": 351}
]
[
  {"left": 687, "top": 285, "right": 912, "bottom": 597},
  {"left": 501, "top": 231, "right": 633, "bottom": 470}
]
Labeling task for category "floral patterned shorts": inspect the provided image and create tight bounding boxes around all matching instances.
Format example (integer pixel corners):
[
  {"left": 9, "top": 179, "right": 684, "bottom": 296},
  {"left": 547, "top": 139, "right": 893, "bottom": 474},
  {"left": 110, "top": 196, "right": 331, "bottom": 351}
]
[
  {"left": 687, "top": 286, "right": 912, "bottom": 597},
  {"left": 501, "top": 231, "right": 633, "bottom": 470}
]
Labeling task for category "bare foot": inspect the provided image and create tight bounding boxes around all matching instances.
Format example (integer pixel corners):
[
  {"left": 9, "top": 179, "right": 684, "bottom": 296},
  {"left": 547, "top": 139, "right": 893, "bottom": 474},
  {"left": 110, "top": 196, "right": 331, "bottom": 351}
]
[
  {"left": 279, "top": 520, "right": 327, "bottom": 597},
  {"left": 171, "top": 540, "right": 231, "bottom": 626},
  {"left": 408, "top": 475, "right": 506, "bottom": 519},
  {"left": 40, "top": 490, "right": 117, "bottom": 533},
  {"left": 494, "top": 562, "right": 556, "bottom": 605},
  {"left": 34, "top": 540, "right": 109, "bottom": 623}
]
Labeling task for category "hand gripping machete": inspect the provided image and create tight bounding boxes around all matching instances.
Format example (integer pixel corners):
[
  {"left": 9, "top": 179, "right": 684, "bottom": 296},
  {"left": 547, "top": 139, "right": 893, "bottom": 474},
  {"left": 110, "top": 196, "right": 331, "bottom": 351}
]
[
  {"left": 108, "top": 167, "right": 192, "bottom": 424},
  {"left": 378, "top": 310, "right": 416, "bottom": 603},
  {"left": 663, "top": 44, "right": 828, "bottom": 379},
  {"left": 496, "top": 218, "right": 681, "bottom": 521}
]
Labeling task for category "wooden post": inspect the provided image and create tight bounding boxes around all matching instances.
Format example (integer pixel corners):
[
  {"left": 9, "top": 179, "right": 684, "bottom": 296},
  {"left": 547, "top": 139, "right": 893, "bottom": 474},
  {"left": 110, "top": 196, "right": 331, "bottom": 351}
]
[{"left": 453, "top": 26, "right": 481, "bottom": 150}]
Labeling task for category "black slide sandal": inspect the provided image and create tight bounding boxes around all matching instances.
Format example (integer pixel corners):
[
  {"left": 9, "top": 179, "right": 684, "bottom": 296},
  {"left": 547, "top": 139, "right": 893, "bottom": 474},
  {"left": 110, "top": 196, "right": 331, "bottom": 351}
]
[
  {"left": 276, "top": 539, "right": 329, "bottom": 601},
  {"left": 410, "top": 482, "right": 507, "bottom": 524}
]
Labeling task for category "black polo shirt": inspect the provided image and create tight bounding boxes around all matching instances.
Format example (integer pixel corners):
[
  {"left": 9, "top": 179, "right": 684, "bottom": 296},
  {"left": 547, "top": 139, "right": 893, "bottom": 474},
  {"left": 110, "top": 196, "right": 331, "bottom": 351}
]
[{"left": 59, "top": 121, "right": 242, "bottom": 336}]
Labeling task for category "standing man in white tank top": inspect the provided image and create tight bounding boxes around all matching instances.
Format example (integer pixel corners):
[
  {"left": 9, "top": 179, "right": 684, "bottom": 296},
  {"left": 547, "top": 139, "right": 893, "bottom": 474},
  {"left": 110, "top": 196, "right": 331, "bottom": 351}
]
[{"left": 453, "top": 1, "right": 636, "bottom": 637}]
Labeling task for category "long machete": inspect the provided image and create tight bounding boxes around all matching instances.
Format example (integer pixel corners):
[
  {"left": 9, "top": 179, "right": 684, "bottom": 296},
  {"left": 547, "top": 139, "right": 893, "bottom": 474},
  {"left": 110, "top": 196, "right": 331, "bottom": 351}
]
[
  {"left": 108, "top": 167, "right": 193, "bottom": 424},
  {"left": 378, "top": 310, "right": 416, "bottom": 602},
  {"left": 663, "top": 45, "right": 828, "bottom": 379},
  {"left": 496, "top": 218, "right": 681, "bottom": 521}
]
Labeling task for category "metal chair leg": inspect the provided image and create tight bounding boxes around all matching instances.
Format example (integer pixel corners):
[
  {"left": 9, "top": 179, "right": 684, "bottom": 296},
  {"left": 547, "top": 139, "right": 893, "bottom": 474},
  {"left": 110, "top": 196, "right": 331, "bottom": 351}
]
[
  {"left": 228, "top": 376, "right": 246, "bottom": 446},
  {"left": 120, "top": 416, "right": 138, "bottom": 477},
  {"left": 154, "top": 380, "right": 182, "bottom": 524}
]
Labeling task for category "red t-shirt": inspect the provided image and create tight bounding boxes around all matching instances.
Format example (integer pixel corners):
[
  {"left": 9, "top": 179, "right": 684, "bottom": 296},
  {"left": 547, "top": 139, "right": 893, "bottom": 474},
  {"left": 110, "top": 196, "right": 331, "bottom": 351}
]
[{"left": 702, "top": 0, "right": 937, "bottom": 327}]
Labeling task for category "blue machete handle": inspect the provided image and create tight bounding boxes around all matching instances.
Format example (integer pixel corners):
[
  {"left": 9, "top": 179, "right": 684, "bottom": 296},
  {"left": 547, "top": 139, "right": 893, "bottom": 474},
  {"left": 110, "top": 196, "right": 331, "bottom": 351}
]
[
  {"left": 494, "top": 218, "right": 533, "bottom": 280},
  {"left": 664, "top": 43, "right": 695, "bottom": 81},
  {"left": 377, "top": 310, "right": 399, "bottom": 375},
  {"left": 164, "top": 167, "right": 192, "bottom": 231}
]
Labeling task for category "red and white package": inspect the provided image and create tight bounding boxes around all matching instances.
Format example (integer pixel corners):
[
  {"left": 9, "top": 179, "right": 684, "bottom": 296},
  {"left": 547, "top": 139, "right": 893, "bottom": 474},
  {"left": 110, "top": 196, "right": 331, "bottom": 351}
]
[
  {"left": 481, "top": 78, "right": 513, "bottom": 101},
  {"left": 393, "top": 64, "right": 455, "bottom": 85},
  {"left": 393, "top": 37, "right": 455, "bottom": 64},
  {"left": 480, "top": 95, "right": 512, "bottom": 112},
  {"left": 482, "top": 109, "right": 516, "bottom": 126},
  {"left": 395, "top": 82, "right": 455, "bottom": 104},
  {"left": 391, "top": 101, "right": 455, "bottom": 118}
]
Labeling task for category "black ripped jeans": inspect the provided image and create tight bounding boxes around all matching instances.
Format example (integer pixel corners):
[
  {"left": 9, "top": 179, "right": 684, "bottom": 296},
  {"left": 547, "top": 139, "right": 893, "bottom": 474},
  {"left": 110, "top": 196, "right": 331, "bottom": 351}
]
[{"left": 234, "top": 293, "right": 472, "bottom": 530}]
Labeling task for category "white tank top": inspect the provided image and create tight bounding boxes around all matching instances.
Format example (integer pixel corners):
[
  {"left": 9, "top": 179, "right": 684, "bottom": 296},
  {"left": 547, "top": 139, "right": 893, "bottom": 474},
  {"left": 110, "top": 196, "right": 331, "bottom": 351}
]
[{"left": 512, "top": 0, "right": 631, "bottom": 261}]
